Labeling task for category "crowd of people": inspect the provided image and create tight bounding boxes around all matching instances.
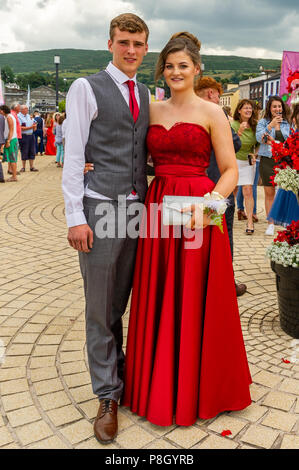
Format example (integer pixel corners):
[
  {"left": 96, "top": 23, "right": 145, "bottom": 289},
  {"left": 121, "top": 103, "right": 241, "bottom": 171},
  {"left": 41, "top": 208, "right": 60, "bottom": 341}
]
[
  {"left": 0, "top": 104, "right": 67, "bottom": 182},
  {"left": 230, "top": 96, "right": 298, "bottom": 235}
]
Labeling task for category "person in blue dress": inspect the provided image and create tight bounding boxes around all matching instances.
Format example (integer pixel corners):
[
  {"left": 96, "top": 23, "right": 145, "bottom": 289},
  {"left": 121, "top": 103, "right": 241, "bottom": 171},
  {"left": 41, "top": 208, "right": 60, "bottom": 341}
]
[{"left": 268, "top": 103, "right": 299, "bottom": 226}]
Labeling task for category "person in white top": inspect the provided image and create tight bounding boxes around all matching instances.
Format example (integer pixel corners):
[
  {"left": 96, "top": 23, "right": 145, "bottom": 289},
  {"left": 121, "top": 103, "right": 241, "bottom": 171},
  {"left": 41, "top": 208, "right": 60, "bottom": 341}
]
[
  {"left": 61, "top": 13, "right": 150, "bottom": 444},
  {"left": 0, "top": 105, "right": 19, "bottom": 181}
]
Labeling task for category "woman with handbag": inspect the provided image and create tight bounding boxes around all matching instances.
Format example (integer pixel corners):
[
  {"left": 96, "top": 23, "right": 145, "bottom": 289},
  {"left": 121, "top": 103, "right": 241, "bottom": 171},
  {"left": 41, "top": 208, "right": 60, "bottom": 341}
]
[{"left": 122, "top": 32, "right": 251, "bottom": 426}]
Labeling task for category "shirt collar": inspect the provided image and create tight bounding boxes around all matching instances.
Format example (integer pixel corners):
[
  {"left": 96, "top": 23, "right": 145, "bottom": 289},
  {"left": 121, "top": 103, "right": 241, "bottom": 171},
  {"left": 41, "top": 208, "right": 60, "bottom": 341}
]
[{"left": 106, "top": 61, "right": 137, "bottom": 86}]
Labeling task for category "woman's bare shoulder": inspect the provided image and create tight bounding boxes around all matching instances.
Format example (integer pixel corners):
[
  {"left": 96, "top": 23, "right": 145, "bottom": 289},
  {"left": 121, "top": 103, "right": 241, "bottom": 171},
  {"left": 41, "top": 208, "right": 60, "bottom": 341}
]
[{"left": 149, "top": 101, "right": 169, "bottom": 123}]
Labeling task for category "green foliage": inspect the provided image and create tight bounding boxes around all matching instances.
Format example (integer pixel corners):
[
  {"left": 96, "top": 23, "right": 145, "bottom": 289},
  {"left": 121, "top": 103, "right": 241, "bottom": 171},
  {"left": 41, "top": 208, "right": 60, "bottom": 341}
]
[
  {"left": 0, "top": 48, "right": 280, "bottom": 74},
  {"left": 1, "top": 65, "right": 14, "bottom": 83},
  {"left": 15, "top": 71, "right": 70, "bottom": 92},
  {"left": 0, "top": 48, "right": 281, "bottom": 92},
  {"left": 59, "top": 100, "right": 66, "bottom": 112}
]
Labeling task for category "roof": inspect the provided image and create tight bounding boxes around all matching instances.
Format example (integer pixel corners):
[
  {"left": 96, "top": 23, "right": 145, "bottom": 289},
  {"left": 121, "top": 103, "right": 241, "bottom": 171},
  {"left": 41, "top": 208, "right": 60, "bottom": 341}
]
[{"left": 222, "top": 86, "right": 239, "bottom": 95}]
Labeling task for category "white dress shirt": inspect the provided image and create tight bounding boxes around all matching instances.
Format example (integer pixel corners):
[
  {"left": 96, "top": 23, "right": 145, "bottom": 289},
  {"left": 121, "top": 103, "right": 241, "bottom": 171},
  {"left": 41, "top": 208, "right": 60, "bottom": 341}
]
[{"left": 62, "top": 62, "right": 151, "bottom": 228}]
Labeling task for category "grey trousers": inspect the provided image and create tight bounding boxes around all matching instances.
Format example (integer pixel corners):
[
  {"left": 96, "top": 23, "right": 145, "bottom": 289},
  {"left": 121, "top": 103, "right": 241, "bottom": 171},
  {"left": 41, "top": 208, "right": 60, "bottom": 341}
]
[{"left": 79, "top": 197, "right": 140, "bottom": 402}]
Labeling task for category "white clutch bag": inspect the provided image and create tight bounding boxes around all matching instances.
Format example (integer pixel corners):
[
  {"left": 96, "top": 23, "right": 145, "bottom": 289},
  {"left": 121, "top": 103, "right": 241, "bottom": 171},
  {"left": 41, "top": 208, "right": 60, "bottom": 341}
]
[
  {"left": 162, "top": 194, "right": 228, "bottom": 230},
  {"left": 162, "top": 196, "right": 204, "bottom": 226}
]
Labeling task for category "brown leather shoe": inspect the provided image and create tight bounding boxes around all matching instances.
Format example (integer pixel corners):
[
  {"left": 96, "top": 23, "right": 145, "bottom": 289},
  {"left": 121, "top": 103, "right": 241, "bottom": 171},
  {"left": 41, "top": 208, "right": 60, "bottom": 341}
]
[
  {"left": 94, "top": 399, "right": 118, "bottom": 444},
  {"left": 237, "top": 209, "right": 247, "bottom": 221},
  {"left": 235, "top": 282, "right": 247, "bottom": 297},
  {"left": 252, "top": 214, "right": 259, "bottom": 223}
]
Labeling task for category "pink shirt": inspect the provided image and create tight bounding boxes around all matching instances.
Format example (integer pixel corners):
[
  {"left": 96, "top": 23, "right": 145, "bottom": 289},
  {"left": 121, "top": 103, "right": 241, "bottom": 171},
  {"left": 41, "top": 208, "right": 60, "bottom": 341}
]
[{"left": 11, "top": 109, "right": 22, "bottom": 139}]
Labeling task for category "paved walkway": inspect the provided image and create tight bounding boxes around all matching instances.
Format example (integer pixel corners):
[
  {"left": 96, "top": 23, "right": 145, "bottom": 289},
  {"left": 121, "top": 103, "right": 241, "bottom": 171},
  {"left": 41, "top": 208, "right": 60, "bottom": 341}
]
[{"left": 0, "top": 155, "right": 298, "bottom": 450}]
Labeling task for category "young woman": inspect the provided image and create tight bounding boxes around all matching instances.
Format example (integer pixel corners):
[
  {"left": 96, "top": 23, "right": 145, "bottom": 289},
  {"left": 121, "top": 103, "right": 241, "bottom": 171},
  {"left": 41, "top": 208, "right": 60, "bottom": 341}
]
[
  {"left": 267, "top": 103, "right": 299, "bottom": 226},
  {"left": 45, "top": 113, "right": 56, "bottom": 155},
  {"left": 0, "top": 105, "right": 19, "bottom": 182},
  {"left": 231, "top": 100, "right": 258, "bottom": 234},
  {"left": 256, "top": 96, "right": 290, "bottom": 235},
  {"left": 54, "top": 114, "right": 65, "bottom": 167},
  {"left": 122, "top": 32, "right": 251, "bottom": 426}
]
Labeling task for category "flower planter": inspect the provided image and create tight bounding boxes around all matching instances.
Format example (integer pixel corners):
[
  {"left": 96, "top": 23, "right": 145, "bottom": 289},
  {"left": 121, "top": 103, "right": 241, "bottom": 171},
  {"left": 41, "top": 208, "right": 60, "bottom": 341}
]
[{"left": 271, "top": 261, "right": 299, "bottom": 338}]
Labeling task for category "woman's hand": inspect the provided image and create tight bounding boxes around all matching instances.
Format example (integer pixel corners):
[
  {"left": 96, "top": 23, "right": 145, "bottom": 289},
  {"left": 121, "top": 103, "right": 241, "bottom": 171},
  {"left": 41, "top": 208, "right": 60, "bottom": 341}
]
[
  {"left": 266, "top": 134, "right": 275, "bottom": 145},
  {"left": 238, "top": 122, "right": 249, "bottom": 135},
  {"left": 269, "top": 115, "right": 282, "bottom": 130},
  {"left": 84, "top": 163, "right": 94, "bottom": 174},
  {"left": 182, "top": 205, "right": 211, "bottom": 230}
]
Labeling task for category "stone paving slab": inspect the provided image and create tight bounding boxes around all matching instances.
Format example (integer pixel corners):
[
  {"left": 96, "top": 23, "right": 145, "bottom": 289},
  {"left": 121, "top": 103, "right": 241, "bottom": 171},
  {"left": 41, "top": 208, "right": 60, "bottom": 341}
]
[{"left": 0, "top": 155, "right": 298, "bottom": 449}]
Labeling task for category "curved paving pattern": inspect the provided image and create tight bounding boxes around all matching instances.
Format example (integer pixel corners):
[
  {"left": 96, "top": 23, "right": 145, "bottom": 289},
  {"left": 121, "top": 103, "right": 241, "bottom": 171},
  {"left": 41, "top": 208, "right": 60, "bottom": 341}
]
[{"left": 0, "top": 156, "right": 298, "bottom": 449}]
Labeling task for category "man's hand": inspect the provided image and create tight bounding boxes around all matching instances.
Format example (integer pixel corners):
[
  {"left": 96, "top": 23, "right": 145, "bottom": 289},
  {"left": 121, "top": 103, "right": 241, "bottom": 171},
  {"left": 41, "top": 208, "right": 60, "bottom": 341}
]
[
  {"left": 84, "top": 163, "right": 94, "bottom": 174},
  {"left": 67, "top": 224, "right": 94, "bottom": 253}
]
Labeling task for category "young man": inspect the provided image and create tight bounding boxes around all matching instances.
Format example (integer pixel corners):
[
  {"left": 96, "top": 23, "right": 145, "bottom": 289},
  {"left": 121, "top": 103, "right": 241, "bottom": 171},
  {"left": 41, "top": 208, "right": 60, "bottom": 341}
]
[
  {"left": 62, "top": 13, "right": 150, "bottom": 444},
  {"left": 195, "top": 77, "right": 247, "bottom": 297},
  {"left": 33, "top": 110, "right": 44, "bottom": 155}
]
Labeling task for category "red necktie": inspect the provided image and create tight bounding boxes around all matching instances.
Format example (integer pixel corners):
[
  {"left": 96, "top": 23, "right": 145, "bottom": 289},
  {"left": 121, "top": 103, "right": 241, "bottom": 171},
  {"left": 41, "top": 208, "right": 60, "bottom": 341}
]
[{"left": 126, "top": 80, "right": 139, "bottom": 122}]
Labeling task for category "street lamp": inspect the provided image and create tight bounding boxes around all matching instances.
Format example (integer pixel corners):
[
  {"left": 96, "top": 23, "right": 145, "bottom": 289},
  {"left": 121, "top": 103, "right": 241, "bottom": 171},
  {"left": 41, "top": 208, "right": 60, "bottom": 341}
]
[{"left": 54, "top": 55, "right": 60, "bottom": 111}]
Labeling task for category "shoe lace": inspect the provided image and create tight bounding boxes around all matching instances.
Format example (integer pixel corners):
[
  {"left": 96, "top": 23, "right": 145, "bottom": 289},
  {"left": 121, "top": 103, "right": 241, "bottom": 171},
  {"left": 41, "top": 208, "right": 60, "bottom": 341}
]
[{"left": 102, "top": 399, "right": 113, "bottom": 414}]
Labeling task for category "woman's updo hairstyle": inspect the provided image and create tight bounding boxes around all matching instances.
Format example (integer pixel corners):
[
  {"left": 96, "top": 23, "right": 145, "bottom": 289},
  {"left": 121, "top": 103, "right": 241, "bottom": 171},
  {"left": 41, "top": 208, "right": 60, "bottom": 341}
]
[{"left": 155, "top": 31, "right": 201, "bottom": 81}]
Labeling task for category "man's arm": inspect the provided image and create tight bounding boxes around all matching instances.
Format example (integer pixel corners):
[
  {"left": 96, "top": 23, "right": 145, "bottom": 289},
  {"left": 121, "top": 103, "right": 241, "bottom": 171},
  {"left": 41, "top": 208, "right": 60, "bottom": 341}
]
[{"left": 61, "top": 78, "right": 97, "bottom": 252}]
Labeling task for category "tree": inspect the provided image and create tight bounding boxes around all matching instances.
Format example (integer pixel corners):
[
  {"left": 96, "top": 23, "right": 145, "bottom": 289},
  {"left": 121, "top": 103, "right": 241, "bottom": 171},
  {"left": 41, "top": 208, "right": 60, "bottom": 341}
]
[
  {"left": 1, "top": 65, "right": 15, "bottom": 84},
  {"left": 15, "top": 74, "right": 29, "bottom": 89},
  {"left": 59, "top": 100, "right": 66, "bottom": 113}
]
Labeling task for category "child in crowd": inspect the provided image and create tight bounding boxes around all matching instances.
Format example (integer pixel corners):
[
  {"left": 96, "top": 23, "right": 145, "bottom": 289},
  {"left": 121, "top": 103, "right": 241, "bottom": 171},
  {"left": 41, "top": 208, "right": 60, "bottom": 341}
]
[{"left": 54, "top": 114, "right": 65, "bottom": 167}]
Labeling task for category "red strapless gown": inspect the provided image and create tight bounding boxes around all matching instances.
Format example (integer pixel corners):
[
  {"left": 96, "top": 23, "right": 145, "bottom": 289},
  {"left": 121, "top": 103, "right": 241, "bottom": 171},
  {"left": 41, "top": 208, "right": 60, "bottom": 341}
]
[
  {"left": 122, "top": 123, "right": 252, "bottom": 426},
  {"left": 45, "top": 122, "right": 56, "bottom": 155}
]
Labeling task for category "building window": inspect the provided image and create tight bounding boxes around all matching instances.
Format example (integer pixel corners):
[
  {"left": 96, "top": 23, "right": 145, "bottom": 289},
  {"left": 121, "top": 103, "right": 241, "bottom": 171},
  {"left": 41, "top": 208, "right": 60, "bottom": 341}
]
[
  {"left": 266, "top": 83, "right": 269, "bottom": 96},
  {"left": 276, "top": 81, "right": 279, "bottom": 94},
  {"left": 271, "top": 82, "right": 274, "bottom": 95}
]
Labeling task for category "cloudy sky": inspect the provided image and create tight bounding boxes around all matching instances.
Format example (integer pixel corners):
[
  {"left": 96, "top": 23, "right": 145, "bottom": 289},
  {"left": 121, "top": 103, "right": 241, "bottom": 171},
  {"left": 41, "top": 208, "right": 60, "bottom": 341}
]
[{"left": 1, "top": 0, "right": 298, "bottom": 59}]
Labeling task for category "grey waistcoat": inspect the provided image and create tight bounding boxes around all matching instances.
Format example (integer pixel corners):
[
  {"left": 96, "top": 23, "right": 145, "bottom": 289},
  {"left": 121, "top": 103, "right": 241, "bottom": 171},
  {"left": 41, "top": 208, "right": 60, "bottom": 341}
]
[{"left": 84, "top": 71, "right": 149, "bottom": 201}]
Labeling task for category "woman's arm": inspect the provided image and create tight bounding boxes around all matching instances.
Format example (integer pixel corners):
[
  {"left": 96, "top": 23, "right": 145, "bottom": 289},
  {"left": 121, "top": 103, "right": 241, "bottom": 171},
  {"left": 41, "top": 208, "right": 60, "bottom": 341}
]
[
  {"left": 210, "top": 106, "right": 238, "bottom": 198},
  {"left": 5, "top": 116, "right": 13, "bottom": 146},
  {"left": 186, "top": 105, "right": 238, "bottom": 230},
  {"left": 256, "top": 119, "right": 271, "bottom": 142},
  {"left": 280, "top": 122, "right": 291, "bottom": 140}
]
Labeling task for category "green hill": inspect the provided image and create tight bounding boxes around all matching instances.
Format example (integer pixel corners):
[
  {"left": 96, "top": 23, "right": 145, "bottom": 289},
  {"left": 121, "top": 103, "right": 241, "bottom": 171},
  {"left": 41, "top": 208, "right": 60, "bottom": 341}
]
[
  {"left": 0, "top": 48, "right": 281, "bottom": 94},
  {"left": 0, "top": 48, "right": 281, "bottom": 75}
]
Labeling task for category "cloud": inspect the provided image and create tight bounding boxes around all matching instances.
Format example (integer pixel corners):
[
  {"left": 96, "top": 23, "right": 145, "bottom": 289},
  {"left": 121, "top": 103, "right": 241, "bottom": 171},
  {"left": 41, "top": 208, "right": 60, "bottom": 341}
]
[
  {"left": 0, "top": 0, "right": 298, "bottom": 60},
  {"left": 37, "top": 0, "right": 50, "bottom": 8},
  {"left": 0, "top": 0, "right": 10, "bottom": 10}
]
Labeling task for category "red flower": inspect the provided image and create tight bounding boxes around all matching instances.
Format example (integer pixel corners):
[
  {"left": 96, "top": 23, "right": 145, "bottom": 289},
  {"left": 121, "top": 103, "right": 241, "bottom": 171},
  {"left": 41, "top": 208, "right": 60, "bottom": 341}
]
[
  {"left": 272, "top": 130, "right": 299, "bottom": 178},
  {"left": 221, "top": 430, "right": 232, "bottom": 437},
  {"left": 282, "top": 358, "right": 290, "bottom": 364},
  {"left": 274, "top": 220, "right": 299, "bottom": 246},
  {"left": 287, "top": 70, "right": 299, "bottom": 94}
]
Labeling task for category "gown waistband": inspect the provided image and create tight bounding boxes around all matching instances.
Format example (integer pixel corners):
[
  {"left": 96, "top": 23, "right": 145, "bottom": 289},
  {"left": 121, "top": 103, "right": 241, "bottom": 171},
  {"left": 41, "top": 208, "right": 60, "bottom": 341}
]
[{"left": 154, "top": 164, "right": 207, "bottom": 177}]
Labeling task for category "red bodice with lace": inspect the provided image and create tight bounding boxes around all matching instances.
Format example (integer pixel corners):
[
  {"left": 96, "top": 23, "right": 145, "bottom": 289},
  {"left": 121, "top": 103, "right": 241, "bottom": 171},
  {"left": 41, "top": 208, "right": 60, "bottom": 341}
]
[{"left": 147, "top": 122, "right": 211, "bottom": 174}]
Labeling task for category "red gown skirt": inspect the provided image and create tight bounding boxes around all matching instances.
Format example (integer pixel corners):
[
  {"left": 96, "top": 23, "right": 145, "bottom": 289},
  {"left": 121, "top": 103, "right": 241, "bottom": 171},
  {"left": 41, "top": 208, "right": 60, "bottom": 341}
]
[
  {"left": 45, "top": 125, "right": 56, "bottom": 155},
  {"left": 122, "top": 124, "right": 252, "bottom": 426}
]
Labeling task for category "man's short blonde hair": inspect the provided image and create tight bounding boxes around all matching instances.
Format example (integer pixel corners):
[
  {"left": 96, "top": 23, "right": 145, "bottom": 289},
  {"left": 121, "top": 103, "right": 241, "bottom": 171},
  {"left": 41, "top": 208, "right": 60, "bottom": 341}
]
[{"left": 110, "top": 13, "right": 149, "bottom": 42}]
